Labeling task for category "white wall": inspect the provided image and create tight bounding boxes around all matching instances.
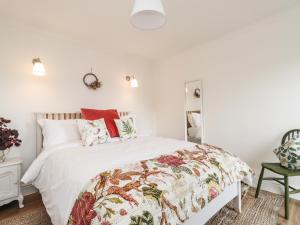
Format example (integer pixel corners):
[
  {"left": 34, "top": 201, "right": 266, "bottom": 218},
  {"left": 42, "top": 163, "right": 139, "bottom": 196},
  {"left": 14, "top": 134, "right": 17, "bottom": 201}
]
[
  {"left": 154, "top": 7, "right": 300, "bottom": 199},
  {"left": 0, "top": 26, "right": 155, "bottom": 180}
]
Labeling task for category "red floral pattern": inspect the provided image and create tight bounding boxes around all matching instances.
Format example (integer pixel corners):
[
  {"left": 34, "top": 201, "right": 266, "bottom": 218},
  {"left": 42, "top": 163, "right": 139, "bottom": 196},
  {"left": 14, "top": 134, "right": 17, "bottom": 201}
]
[
  {"left": 209, "top": 187, "right": 219, "bottom": 200},
  {"left": 68, "top": 144, "right": 253, "bottom": 225},
  {"left": 193, "top": 168, "right": 200, "bottom": 176},
  {"left": 119, "top": 209, "right": 127, "bottom": 216},
  {"left": 70, "top": 192, "right": 97, "bottom": 225},
  {"left": 156, "top": 155, "right": 185, "bottom": 167},
  {"left": 101, "top": 221, "right": 111, "bottom": 225}
]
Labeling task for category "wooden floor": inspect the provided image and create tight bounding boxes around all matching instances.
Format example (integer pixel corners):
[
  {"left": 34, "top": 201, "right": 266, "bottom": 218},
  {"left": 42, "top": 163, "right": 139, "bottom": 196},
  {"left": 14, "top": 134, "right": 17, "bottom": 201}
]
[
  {"left": 278, "top": 198, "right": 300, "bottom": 225},
  {"left": 0, "top": 193, "right": 43, "bottom": 221},
  {"left": 0, "top": 193, "right": 299, "bottom": 225}
]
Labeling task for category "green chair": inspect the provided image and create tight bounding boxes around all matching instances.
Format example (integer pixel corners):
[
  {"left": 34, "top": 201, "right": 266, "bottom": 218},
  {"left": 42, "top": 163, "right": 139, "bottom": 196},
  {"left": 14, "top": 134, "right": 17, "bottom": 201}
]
[{"left": 255, "top": 129, "right": 300, "bottom": 220}]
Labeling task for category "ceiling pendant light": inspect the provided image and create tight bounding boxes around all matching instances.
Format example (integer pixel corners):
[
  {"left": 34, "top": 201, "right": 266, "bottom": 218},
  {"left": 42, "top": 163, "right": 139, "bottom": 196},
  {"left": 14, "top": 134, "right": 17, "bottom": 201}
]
[{"left": 131, "top": 0, "right": 166, "bottom": 30}]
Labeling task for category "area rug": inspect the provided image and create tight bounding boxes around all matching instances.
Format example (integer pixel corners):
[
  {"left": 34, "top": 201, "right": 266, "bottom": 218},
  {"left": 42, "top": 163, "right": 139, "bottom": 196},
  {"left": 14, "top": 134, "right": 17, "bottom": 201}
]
[
  {"left": 207, "top": 187, "right": 284, "bottom": 225},
  {"left": 0, "top": 207, "right": 52, "bottom": 225},
  {"left": 0, "top": 187, "right": 283, "bottom": 225}
]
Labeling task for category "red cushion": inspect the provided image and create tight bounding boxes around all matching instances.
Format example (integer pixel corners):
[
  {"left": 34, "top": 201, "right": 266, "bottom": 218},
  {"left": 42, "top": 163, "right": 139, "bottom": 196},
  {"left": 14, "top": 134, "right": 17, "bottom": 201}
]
[{"left": 81, "top": 108, "right": 120, "bottom": 137}]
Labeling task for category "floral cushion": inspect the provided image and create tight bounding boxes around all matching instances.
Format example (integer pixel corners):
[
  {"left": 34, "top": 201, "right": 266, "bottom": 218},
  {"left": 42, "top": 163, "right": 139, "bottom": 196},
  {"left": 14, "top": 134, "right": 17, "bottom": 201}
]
[
  {"left": 77, "top": 119, "right": 111, "bottom": 146},
  {"left": 274, "top": 138, "right": 300, "bottom": 170},
  {"left": 114, "top": 117, "right": 137, "bottom": 140}
]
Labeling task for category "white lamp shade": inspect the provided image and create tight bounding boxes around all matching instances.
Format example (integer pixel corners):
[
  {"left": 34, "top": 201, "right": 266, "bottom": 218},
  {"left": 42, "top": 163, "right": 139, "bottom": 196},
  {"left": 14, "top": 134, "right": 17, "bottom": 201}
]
[
  {"left": 33, "top": 62, "right": 46, "bottom": 76},
  {"left": 131, "top": 78, "right": 139, "bottom": 88},
  {"left": 131, "top": 0, "right": 166, "bottom": 30}
]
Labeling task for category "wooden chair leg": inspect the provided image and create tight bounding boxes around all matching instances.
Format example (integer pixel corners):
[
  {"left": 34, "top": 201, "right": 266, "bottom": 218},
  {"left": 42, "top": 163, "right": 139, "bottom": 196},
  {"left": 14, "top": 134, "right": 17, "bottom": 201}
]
[
  {"left": 255, "top": 167, "right": 265, "bottom": 198},
  {"left": 284, "top": 176, "right": 289, "bottom": 220}
]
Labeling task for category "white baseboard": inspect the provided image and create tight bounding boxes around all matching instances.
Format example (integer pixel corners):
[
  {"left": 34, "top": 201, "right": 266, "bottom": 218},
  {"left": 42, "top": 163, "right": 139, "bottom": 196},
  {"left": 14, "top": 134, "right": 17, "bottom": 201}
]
[{"left": 21, "top": 184, "right": 38, "bottom": 196}]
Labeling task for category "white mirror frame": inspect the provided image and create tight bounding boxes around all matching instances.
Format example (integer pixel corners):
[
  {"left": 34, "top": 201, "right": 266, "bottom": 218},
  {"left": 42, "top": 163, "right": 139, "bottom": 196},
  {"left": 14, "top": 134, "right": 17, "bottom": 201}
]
[{"left": 184, "top": 80, "right": 204, "bottom": 143}]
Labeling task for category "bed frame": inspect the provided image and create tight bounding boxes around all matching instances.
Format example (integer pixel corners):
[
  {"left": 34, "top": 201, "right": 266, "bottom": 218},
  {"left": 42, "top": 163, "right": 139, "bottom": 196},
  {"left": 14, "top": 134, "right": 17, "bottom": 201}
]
[
  {"left": 35, "top": 112, "right": 242, "bottom": 225},
  {"left": 186, "top": 181, "right": 241, "bottom": 225}
]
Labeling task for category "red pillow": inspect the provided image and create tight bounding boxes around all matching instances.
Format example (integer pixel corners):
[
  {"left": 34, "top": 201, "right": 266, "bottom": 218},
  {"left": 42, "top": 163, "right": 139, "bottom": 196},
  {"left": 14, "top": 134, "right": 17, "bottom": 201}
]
[{"left": 81, "top": 108, "right": 120, "bottom": 137}]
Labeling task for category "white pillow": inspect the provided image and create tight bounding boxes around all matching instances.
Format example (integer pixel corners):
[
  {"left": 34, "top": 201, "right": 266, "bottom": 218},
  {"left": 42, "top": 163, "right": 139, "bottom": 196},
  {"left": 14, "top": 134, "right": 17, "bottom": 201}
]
[
  {"left": 187, "top": 114, "right": 196, "bottom": 127},
  {"left": 114, "top": 116, "right": 137, "bottom": 141},
  {"left": 77, "top": 119, "right": 111, "bottom": 146},
  {"left": 191, "top": 113, "right": 202, "bottom": 127},
  {"left": 38, "top": 119, "right": 81, "bottom": 150}
]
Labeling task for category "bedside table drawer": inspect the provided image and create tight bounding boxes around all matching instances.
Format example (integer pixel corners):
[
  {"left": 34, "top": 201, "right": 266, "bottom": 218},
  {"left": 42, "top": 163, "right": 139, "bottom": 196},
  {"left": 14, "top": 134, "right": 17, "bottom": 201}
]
[{"left": 0, "top": 166, "right": 19, "bottom": 201}]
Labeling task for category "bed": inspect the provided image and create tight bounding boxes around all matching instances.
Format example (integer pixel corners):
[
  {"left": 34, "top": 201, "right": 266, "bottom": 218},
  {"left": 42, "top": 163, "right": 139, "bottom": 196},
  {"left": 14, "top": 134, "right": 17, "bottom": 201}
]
[{"left": 22, "top": 112, "right": 252, "bottom": 225}]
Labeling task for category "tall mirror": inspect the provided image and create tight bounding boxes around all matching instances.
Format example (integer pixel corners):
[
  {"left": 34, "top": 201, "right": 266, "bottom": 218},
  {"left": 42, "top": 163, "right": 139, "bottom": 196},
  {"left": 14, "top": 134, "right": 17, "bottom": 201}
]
[{"left": 185, "top": 80, "right": 204, "bottom": 144}]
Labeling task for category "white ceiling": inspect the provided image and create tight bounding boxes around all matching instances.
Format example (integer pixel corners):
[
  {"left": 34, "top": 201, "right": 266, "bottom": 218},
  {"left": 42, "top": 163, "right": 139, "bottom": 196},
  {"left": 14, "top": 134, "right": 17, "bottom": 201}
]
[{"left": 0, "top": 0, "right": 299, "bottom": 60}]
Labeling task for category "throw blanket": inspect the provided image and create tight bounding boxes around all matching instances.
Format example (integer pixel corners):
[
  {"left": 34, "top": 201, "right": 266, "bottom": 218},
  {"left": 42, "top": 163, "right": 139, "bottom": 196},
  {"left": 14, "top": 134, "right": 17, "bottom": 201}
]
[{"left": 67, "top": 144, "right": 253, "bottom": 225}]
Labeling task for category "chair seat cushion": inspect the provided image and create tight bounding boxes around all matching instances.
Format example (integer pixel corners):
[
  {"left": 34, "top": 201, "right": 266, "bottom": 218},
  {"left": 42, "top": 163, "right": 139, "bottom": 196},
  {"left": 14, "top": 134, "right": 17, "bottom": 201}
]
[{"left": 274, "top": 138, "right": 300, "bottom": 170}]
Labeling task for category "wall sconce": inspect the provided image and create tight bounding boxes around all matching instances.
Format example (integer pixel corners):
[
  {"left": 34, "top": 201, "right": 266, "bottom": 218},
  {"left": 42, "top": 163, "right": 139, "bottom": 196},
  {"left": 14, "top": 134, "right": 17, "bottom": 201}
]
[
  {"left": 32, "top": 57, "right": 46, "bottom": 76},
  {"left": 126, "top": 75, "right": 139, "bottom": 88}
]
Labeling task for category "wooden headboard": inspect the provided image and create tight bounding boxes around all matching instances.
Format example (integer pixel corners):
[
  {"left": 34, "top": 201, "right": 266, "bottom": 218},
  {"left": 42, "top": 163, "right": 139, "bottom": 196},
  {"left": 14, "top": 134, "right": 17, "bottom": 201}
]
[{"left": 35, "top": 111, "right": 130, "bottom": 156}]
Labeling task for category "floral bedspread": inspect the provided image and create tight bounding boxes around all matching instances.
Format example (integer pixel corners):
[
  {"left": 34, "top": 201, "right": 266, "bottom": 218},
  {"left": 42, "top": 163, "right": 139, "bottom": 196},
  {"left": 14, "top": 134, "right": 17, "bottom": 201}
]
[{"left": 67, "top": 144, "right": 253, "bottom": 225}]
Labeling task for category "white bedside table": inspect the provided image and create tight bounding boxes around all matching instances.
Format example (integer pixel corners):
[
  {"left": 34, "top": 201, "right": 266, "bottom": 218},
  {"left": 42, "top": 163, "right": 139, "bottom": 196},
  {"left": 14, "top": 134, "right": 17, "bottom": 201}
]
[{"left": 0, "top": 157, "right": 24, "bottom": 208}]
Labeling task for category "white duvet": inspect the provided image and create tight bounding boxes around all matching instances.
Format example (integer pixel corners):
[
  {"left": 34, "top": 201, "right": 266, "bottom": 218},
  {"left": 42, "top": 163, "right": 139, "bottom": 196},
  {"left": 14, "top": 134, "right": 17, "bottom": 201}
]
[{"left": 22, "top": 136, "right": 195, "bottom": 225}]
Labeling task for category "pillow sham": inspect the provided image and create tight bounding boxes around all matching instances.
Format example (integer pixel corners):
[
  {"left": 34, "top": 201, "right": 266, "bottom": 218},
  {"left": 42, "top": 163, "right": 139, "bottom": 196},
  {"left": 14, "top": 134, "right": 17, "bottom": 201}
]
[
  {"left": 114, "top": 116, "right": 137, "bottom": 141},
  {"left": 38, "top": 119, "right": 81, "bottom": 150},
  {"left": 191, "top": 112, "right": 202, "bottom": 127},
  {"left": 187, "top": 114, "right": 196, "bottom": 127},
  {"left": 273, "top": 138, "right": 300, "bottom": 170},
  {"left": 187, "top": 112, "right": 201, "bottom": 128},
  {"left": 77, "top": 119, "right": 111, "bottom": 146},
  {"left": 81, "top": 108, "right": 120, "bottom": 137}
]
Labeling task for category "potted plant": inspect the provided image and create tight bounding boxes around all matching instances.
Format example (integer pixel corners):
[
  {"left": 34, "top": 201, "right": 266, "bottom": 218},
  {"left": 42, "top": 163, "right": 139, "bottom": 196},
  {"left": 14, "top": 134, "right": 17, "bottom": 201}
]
[{"left": 0, "top": 118, "right": 22, "bottom": 162}]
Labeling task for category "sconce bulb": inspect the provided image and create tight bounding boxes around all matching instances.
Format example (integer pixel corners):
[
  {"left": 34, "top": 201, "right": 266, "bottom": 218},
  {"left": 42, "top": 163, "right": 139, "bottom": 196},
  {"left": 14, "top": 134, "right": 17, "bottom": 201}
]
[
  {"left": 131, "top": 78, "right": 139, "bottom": 88},
  {"left": 32, "top": 58, "right": 46, "bottom": 76}
]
